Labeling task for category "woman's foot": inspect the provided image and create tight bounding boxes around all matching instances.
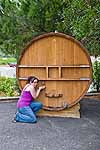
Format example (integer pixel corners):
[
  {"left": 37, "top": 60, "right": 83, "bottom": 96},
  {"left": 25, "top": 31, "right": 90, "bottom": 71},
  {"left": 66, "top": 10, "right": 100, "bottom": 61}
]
[{"left": 12, "top": 117, "right": 17, "bottom": 123}]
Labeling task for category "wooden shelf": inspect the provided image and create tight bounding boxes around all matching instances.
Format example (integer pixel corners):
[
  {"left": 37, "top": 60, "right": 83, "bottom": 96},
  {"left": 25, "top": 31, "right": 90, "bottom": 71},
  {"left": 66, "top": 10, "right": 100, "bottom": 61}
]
[
  {"left": 18, "top": 65, "right": 90, "bottom": 68},
  {"left": 18, "top": 65, "right": 90, "bottom": 82},
  {"left": 18, "top": 77, "right": 90, "bottom": 81}
]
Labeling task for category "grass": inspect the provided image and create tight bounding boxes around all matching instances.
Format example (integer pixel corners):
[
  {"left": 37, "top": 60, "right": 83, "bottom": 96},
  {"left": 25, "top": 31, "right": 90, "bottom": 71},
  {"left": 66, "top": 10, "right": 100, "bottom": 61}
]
[{"left": 0, "top": 57, "right": 16, "bottom": 65}]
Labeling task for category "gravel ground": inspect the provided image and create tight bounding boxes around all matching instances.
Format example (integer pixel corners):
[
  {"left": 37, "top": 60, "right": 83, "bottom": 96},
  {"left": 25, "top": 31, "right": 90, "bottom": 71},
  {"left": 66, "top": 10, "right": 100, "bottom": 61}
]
[{"left": 0, "top": 98, "right": 100, "bottom": 150}]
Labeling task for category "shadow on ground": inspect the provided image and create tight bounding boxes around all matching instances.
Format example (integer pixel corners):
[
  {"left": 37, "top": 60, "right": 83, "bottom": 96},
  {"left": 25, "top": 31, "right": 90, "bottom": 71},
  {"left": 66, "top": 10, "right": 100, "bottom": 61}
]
[{"left": 0, "top": 98, "right": 100, "bottom": 150}]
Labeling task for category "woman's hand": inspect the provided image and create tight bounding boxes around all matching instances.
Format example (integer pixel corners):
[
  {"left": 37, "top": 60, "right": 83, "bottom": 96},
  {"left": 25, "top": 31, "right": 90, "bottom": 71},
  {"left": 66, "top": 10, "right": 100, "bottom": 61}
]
[{"left": 39, "top": 85, "right": 46, "bottom": 91}]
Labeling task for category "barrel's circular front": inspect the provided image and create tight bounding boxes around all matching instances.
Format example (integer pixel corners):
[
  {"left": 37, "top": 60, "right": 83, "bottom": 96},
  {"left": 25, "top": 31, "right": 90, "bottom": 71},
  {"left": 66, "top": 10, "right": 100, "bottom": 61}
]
[{"left": 16, "top": 32, "right": 92, "bottom": 109}]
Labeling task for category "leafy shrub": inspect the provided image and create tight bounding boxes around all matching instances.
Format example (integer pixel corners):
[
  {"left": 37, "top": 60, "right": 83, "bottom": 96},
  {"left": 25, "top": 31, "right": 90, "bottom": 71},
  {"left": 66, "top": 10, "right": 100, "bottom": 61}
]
[
  {"left": 0, "top": 77, "right": 20, "bottom": 96},
  {"left": 92, "top": 61, "right": 100, "bottom": 92}
]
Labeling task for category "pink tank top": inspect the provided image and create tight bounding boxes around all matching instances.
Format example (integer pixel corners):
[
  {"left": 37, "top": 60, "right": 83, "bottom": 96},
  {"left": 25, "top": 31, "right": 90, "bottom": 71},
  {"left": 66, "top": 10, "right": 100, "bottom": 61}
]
[{"left": 17, "top": 85, "right": 33, "bottom": 108}]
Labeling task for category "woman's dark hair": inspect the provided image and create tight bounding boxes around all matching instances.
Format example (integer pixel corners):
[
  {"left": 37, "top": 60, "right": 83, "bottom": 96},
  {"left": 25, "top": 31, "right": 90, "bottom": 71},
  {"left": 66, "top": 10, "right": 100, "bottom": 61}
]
[{"left": 27, "top": 76, "right": 39, "bottom": 84}]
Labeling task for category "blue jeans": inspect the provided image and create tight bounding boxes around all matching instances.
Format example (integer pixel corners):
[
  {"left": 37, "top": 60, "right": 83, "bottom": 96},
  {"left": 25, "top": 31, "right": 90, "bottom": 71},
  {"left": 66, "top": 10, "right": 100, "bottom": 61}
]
[{"left": 16, "top": 101, "right": 42, "bottom": 123}]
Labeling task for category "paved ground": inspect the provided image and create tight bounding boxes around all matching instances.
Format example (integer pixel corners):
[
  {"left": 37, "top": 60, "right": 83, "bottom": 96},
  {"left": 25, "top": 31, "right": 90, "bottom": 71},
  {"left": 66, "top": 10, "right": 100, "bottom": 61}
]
[
  {"left": 0, "top": 98, "right": 100, "bottom": 150},
  {"left": 0, "top": 66, "right": 16, "bottom": 78}
]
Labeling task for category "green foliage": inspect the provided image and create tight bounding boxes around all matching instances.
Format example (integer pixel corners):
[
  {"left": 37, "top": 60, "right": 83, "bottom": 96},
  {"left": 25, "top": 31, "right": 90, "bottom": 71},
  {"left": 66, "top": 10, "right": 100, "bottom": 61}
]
[
  {"left": 92, "top": 61, "right": 100, "bottom": 92},
  {"left": 0, "top": 57, "right": 16, "bottom": 65},
  {"left": 0, "top": 77, "right": 20, "bottom": 96},
  {"left": 0, "top": 0, "right": 100, "bottom": 58}
]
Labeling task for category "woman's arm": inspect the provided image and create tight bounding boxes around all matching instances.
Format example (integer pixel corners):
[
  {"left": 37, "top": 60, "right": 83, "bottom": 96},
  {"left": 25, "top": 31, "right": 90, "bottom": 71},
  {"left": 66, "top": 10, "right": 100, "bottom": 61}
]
[{"left": 30, "top": 85, "right": 45, "bottom": 99}]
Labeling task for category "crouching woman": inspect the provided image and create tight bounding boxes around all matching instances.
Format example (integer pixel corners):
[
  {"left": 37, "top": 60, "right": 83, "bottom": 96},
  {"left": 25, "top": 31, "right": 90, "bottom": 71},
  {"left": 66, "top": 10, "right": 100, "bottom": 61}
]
[{"left": 13, "top": 76, "right": 45, "bottom": 123}]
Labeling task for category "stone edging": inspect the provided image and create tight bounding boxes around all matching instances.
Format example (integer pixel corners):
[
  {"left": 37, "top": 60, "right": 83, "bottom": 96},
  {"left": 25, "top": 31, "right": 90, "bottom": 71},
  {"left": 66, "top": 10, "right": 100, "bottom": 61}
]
[{"left": 0, "top": 96, "right": 19, "bottom": 102}]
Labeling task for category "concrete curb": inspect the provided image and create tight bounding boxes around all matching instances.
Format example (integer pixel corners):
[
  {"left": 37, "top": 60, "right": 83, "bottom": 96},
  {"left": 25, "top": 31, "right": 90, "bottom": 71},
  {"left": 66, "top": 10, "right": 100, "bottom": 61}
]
[{"left": 0, "top": 96, "right": 19, "bottom": 102}]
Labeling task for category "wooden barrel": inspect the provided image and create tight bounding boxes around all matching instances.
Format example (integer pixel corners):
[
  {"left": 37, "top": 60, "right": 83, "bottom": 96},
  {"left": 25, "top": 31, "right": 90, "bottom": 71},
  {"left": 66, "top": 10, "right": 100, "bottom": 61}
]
[{"left": 16, "top": 32, "right": 92, "bottom": 110}]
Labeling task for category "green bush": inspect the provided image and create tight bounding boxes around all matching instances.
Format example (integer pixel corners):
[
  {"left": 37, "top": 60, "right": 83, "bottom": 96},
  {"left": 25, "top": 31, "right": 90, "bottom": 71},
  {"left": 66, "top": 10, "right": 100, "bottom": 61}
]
[
  {"left": 0, "top": 77, "right": 20, "bottom": 96},
  {"left": 92, "top": 61, "right": 100, "bottom": 92}
]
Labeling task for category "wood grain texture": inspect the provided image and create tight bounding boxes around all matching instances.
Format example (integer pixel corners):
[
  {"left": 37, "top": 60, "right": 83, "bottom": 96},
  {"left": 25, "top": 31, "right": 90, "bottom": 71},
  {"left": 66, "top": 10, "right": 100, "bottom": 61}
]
[{"left": 16, "top": 32, "right": 92, "bottom": 109}]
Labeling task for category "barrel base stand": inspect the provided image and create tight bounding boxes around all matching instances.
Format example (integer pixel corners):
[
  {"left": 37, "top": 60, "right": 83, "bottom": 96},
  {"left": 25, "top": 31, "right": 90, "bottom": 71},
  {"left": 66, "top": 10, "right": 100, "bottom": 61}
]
[{"left": 37, "top": 103, "right": 80, "bottom": 118}]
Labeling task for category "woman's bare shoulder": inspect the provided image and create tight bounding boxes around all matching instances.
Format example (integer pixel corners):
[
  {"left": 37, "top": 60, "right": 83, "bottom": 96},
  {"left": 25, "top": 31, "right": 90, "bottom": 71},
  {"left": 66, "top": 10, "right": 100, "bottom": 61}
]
[{"left": 23, "top": 84, "right": 32, "bottom": 91}]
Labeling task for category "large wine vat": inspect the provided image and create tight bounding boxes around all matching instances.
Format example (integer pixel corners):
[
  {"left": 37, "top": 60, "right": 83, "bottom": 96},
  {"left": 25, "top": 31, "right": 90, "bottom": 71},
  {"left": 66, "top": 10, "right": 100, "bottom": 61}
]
[{"left": 16, "top": 32, "right": 92, "bottom": 112}]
